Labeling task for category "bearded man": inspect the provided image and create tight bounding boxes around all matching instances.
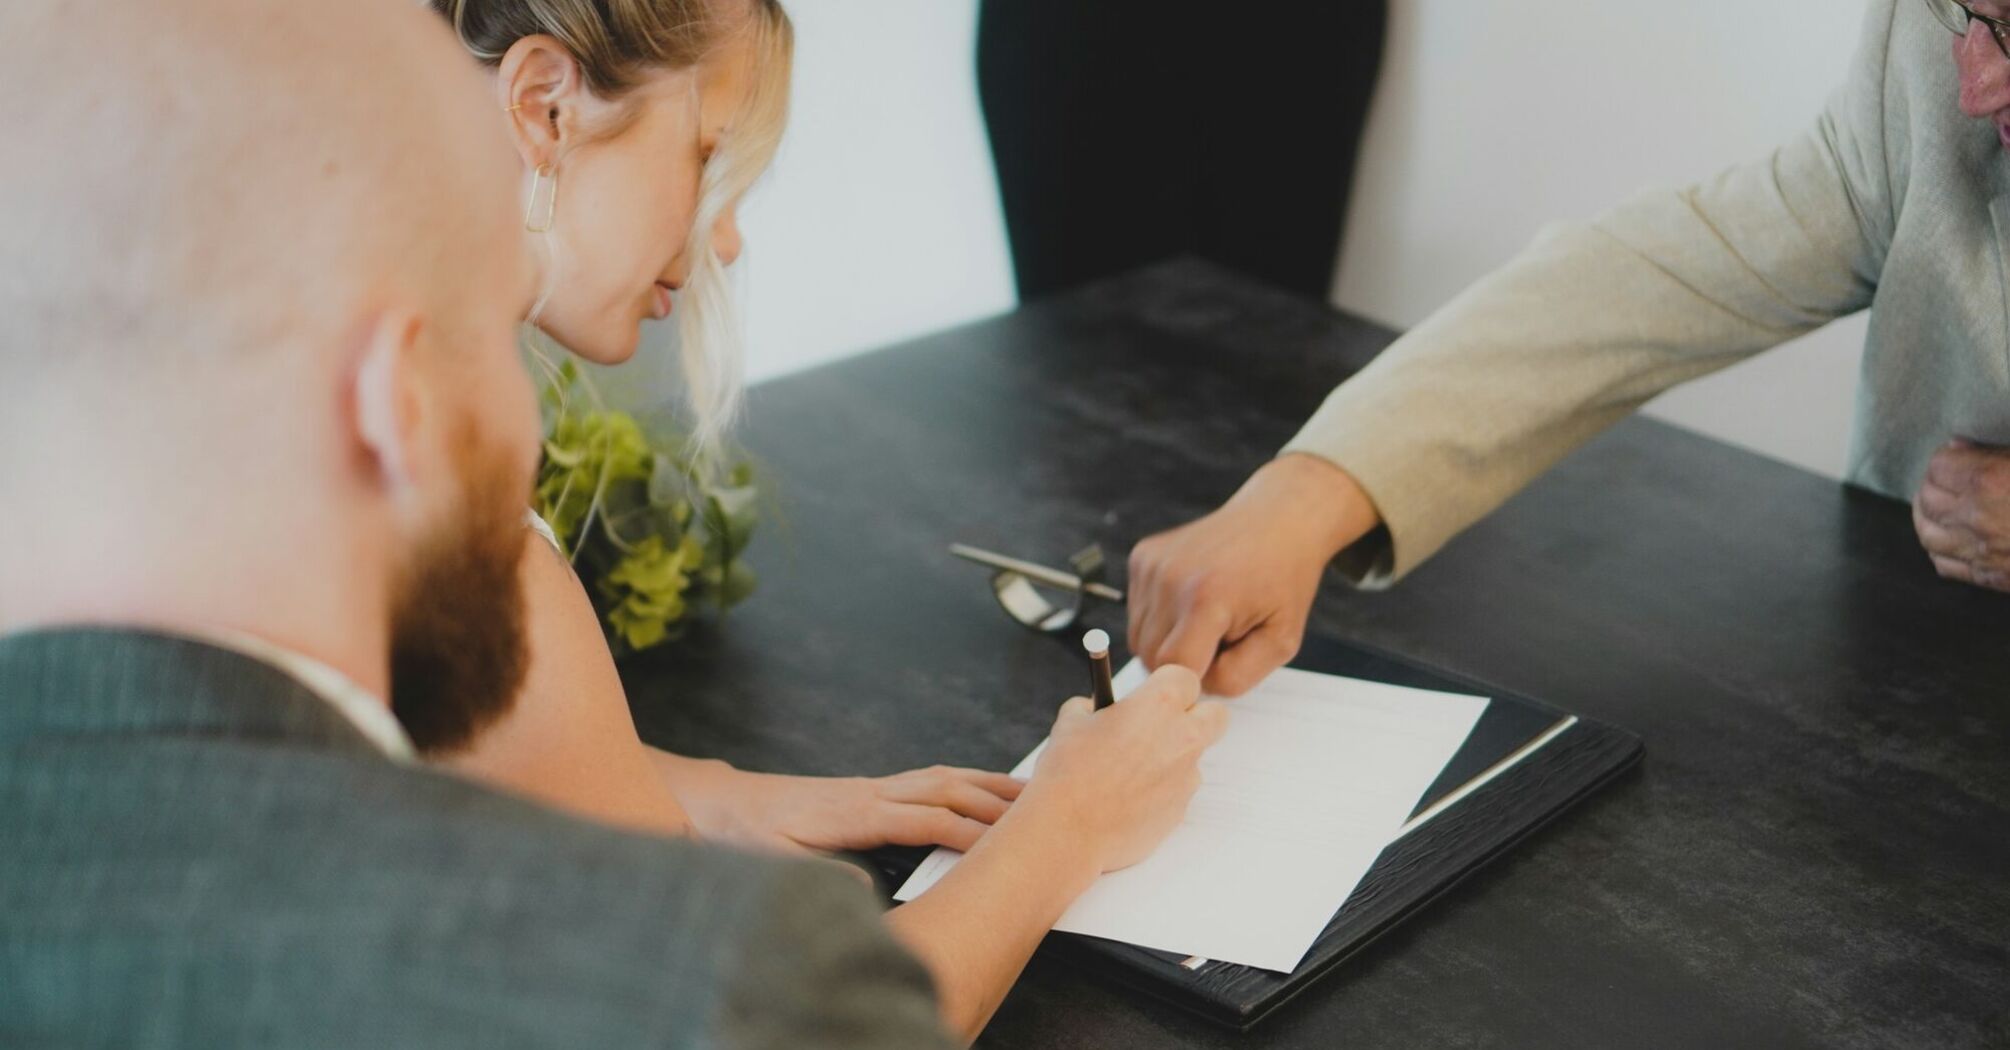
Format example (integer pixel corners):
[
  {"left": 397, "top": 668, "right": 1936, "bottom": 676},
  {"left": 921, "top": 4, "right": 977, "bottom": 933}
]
[{"left": 0, "top": 1, "right": 950, "bottom": 1046}]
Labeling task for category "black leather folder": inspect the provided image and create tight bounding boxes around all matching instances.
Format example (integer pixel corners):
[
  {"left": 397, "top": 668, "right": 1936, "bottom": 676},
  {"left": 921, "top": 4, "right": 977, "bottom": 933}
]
[{"left": 874, "top": 633, "right": 1643, "bottom": 1031}]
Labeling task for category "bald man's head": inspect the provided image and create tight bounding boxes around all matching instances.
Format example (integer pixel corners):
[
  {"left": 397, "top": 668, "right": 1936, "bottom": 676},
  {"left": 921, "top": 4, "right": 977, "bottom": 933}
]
[
  {"left": 4, "top": 0, "right": 530, "bottom": 372},
  {"left": 2, "top": 0, "right": 545, "bottom": 748}
]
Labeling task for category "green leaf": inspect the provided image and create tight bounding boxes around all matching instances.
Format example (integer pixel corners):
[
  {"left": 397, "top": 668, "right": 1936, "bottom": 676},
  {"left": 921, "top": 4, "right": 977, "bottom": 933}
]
[
  {"left": 649, "top": 450, "right": 691, "bottom": 506},
  {"left": 706, "top": 483, "right": 760, "bottom": 556},
  {"left": 609, "top": 602, "right": 670, "bottom": 650},
  {"left": 542, "top": 440, "right": 586, "bottom": 469},
  {"left": 603, "top": 535, "right": 688, "bottom": 594},
  {"left": 718, "top": 560, "right": 757, "bottom": 608},
  {"left": 597, "top": 476, "right": 654, "bottom": 544}
]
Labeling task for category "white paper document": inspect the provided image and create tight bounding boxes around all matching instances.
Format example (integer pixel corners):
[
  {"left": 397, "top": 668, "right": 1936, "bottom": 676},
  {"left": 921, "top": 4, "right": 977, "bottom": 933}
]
[{"left": 893, "top": 660, "right": 1488, "bottom": 973}]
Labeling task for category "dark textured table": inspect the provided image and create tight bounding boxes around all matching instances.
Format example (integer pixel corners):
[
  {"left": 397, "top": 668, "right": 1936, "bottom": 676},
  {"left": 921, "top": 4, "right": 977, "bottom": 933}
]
[{"left": 621, "top": 259, "right": 2010, "bottom": 1049}]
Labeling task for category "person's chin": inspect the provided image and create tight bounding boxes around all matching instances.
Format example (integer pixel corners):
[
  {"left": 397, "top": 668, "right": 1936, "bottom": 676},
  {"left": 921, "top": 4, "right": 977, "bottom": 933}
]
[
  {"left": 608, "top": 325, "right": 644, "bottom": 364},
  {"left": 560, "top": 325, "right": 643, "bottom": 367}
]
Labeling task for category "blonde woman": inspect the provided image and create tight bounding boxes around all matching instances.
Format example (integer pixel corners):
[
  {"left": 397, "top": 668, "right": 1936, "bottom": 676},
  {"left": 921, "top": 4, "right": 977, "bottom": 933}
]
[{"left": 424, "top": 0, "right": 1227, "bottom": 1041}]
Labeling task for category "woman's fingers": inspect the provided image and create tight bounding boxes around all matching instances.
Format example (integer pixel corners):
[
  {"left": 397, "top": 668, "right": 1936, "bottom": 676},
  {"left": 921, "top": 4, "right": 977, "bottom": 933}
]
[
  {"left": 937, "top": 779, "right": 1012, "bottom": 823},
  {"left": 879, "top": 768, "right": 1014, "bottom": 824},
  {"left": 959, "top": 769, "right": 1026, "bottom": 801},
  {"left": 878, "top": 803, "right": 990, "bottom": 851}
]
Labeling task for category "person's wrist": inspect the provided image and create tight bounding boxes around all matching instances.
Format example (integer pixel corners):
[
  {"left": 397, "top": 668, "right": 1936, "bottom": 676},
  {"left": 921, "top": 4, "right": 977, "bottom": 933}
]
[
  {"left": 649, "top": 754, "right": 740, "bottom": 826},
  {"left": 1246, "top": 453, "right": 1379, "bottom": 561},
  {"left": 651, "top": 751, "right": 736, "bottom": 789},
  {"left": 991, "top": 776, "right": 1105, "bottom": 886}
]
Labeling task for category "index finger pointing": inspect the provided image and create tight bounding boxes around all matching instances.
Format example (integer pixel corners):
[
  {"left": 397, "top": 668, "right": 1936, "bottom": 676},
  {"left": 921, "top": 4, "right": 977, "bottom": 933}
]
[
  {"left": 1203, "top": 620, "right": 1299, "bottom": 698},
  {"left": 1155, "top": 602, "right": 1232, "bottom": 680}
]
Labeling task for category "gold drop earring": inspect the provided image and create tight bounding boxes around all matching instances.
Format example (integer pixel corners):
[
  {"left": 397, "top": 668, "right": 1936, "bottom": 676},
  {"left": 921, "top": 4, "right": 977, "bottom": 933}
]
[
  {"left": 524, "top": 164, "right": 558, "bottom": 234},
  {"left": 507, "top": 102, "right": 558, "bottom": 233}
]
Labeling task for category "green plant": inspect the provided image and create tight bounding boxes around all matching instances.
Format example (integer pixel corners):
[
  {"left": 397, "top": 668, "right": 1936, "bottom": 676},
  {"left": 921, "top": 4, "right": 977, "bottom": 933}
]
[{"left": 532, "top": 359, "right": 759, "bottom": 653}]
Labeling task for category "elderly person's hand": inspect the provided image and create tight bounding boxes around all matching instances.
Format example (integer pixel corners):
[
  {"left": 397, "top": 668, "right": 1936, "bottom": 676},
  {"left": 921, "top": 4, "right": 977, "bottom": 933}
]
[{"left": 1913, "top": 438, "right": 2010, "bottom": 591}]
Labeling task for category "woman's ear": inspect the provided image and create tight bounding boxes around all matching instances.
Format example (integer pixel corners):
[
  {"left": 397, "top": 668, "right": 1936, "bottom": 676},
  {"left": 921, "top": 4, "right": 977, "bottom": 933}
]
[{"left": 495, "top": 35, "right": 588, "bottom": 168}]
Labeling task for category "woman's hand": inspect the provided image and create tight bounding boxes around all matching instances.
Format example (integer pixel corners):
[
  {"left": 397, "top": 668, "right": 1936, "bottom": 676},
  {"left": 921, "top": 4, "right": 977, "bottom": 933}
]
[
  {"left": 650, "top": 752, "right": 1024, "bottom": 855},
  {"left": 878, "top": 666, "right": 1228, "bottom": 1040},
  {"left": 1016, "top": 665, "right": 1228, "bottom": 873}
]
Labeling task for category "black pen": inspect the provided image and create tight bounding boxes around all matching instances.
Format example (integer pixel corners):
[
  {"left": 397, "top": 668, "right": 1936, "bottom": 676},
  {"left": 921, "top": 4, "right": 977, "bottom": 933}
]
[{"left": 1083, "top": 629, "right": 1116, "bottom": 710}]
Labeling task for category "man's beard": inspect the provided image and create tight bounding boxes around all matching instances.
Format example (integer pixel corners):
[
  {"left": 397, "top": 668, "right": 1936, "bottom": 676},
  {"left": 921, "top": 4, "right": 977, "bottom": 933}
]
[{"left": 387, "top": 430, "right": 531, "bottom": 754}]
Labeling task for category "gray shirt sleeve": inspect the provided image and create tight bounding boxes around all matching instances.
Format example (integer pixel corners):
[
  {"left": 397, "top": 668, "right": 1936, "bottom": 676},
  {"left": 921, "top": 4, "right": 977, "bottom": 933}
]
[{"left": 712, "top": 861, "right": 955, "bottom": 1050}]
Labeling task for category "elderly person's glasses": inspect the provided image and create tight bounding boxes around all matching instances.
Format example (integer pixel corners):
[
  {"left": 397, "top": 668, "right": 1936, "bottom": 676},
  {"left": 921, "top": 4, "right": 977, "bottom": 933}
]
[{"left": 1926, "top": 0, "right": 2010, "bottom": 60}]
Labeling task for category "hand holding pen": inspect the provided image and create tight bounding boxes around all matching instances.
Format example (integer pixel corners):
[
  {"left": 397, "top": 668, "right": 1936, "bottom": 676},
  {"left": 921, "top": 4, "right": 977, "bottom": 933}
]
[{"left": 1025, "top": 662, "right": 1227, "bottom": 872}]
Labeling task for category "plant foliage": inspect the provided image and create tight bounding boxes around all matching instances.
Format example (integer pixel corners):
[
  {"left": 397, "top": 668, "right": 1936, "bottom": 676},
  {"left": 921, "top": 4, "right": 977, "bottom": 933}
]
[{"left": 532, "top": 359, "right": 759, "bottom": 653}]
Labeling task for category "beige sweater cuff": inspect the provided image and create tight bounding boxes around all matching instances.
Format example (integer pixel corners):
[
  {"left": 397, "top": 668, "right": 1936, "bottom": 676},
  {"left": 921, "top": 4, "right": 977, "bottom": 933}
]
[{"left": 1281, "top": 405, "right": 1450, "bottom": 590}]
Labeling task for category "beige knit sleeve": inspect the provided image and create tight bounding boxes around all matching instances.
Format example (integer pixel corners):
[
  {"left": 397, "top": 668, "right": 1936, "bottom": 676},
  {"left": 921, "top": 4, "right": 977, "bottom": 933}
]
[{"left": 1287, "top": 0, "right": 1900, "bottom": 586}]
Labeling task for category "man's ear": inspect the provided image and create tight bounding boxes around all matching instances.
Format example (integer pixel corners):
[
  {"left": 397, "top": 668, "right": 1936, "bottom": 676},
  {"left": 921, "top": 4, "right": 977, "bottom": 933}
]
[
  {"left": 351, "top": 310, "right": 428, "bottom": 507},
  {"left": 496, "top": 35, "right": 589, "bottom": 169}
]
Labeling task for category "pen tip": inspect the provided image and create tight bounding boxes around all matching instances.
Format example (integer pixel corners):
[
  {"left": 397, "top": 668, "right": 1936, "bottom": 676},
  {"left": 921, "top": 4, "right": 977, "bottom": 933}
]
[{"left": 1083, "top": 628, "right": 1110, "bottom": 655}]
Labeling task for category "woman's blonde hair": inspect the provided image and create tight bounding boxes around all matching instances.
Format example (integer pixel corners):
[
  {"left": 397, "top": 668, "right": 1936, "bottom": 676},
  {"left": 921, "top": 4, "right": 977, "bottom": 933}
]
[{"left": 432, "top": 0, "right": 794, "bottom": 465}]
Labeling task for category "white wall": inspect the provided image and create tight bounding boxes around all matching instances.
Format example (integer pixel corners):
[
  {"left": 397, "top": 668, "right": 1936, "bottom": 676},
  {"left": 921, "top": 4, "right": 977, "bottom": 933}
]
[
  {"left": 733, "top": 0, "right": 1013, "bottom": 383},
  {"left": 687, "top": 0, "right": 1884, "bottom": 480},
  {"left": 1335, "top": 1, "right": 1874, "bottom": 479}
]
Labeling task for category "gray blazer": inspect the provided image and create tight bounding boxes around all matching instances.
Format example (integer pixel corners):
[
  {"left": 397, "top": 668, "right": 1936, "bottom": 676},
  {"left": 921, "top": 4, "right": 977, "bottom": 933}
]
[
  {"left": 0, "top": 628, "right": 952, "bottom": 1050},
  {"left": 1287, "top": 0, "right": 2004, "bottom": 584}
]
